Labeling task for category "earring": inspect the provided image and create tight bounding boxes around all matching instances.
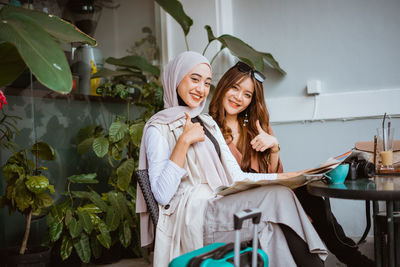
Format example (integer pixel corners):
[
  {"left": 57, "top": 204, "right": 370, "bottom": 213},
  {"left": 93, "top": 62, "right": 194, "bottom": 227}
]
[{"left": 243, "top": 112, "right": 248, "bottom": 126}]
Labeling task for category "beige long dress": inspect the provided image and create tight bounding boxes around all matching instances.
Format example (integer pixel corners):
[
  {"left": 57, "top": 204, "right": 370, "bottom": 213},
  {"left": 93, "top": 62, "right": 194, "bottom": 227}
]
[{"left": 150, "top": 114, "right": 327, "bottom": 267}]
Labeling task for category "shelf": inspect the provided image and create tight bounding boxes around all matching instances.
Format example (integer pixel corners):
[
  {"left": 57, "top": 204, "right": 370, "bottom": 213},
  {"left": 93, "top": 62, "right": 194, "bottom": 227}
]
[{"left": 4, "top": 87, "right": 126, "bottom": 103}]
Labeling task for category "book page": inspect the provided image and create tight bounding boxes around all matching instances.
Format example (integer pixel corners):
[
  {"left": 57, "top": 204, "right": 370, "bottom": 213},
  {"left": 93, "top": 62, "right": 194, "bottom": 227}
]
[{"left": 215, "top": 150, "right": 354, "bottom": 196}]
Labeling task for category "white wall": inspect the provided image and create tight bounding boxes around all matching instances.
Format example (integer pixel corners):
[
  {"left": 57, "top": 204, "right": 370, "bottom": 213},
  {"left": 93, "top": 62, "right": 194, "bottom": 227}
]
[
  {"left": 94, "top": 0, "right": 156, "bottom": 59},
  {"left": 159, "top": 0, "right": 400, "bottom": 237}
]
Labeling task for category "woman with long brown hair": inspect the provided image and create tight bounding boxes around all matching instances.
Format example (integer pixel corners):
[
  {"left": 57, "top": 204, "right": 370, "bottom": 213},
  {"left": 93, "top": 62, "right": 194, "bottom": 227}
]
[
  {"left": 209, "top": 61, "right": 282, "bottom": 174},
  {"left": 209, "top": 61, "right": 374, "bottom": 267}
]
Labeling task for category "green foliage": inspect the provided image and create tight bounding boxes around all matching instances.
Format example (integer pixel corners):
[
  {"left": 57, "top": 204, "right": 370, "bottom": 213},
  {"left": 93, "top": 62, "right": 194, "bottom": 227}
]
[
  {"left": 1, "top": 142, "right": 55, "bottom": 216},
  {"left": 1, "top": 141, "right": 56, "bottom": 255},
  {"left": 155, "top": 0, "right": 285, "bottom": 73},
  {"left": 0, "top": 109, "right": 21, "bottom": 152},
  {"left": 155, "top": 0, "right": 193, "bottom": 36},
  {"left": 0, "top": 5, "right": 96, "bottom": 92},
  {"left": 204, "top": 25, "right": 285, "bottom": 74},
  {"left": 68, "top": 39, "right": 163, "bottom": 263},
  {"left": 46, "top": 174, "right": 142, "bottom": 263}
]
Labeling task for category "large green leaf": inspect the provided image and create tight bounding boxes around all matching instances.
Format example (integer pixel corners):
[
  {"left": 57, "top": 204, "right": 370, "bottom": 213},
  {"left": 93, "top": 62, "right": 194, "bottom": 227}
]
[
  {"left": 108, "top": 121, "right": 127, "bottom": 143},
  {"left": 35, "top": 192, "right": 53, "bottom": 208},
  {"left": 0, "top": 42, "right": 26, "bottom": 87},
  {"left": 68, "top": 217, "right": 83, "bottom": 239},
  {"left": 0, "top": 5, "right": 96, "bottom": 45},
  {"left": 65, "top": 208, "right": 73, "bottom": 226},
  {"left": 119, "top": 220, "right": 131, "bottom": 248},
  {"left": 155, "top": 0, "right": 193, "bottom": 36},
  {"left": 14, "top": 177, "right": 32, "bottom": 212},
  {"left": 204, "top": 25, "right": 286, "bottom": 74},
  {"left": 60, "top": 235, "right": 73, "bottom": 261},
  {"left": 90, "top": 236, "right": 102, "bottom": 259},
  {"left": 105, "top": 205, "right": 120, "bottom": 231},
  {"left": 78, "top": 203, "right": 102, "bottom": 214},
  {"left": 71, "top": 191, "right": 90, "bottom": 199},
  {"left": 111, "top": 145, "right": 123, "bottom": 161},
  {"left": 129, "top": 122, "right": 145, "bottom": 147},
  {"left": 97, "top": 220, "right": 111, "bottom": 249},
  {"left": 68, "top": 173, "right": 98, "bottom": 184},
  {"left": 48, "top": 205, "right": 64, "bottom": 224},
  {"left": 76, "top": 125, "right": 99, "bottom": 144},
  {"left": 77, "top": 137, "right": 95, "bottom": 155},
  {"left": 30, "top": 142, "right": 56, "bottom": 160},
  {"left": 87, "top": 191, "right": 108, "bottom": 212},
  {"left": 78, "top": 210, "right": 93, "bottom": 234},
  {"left": 48, "top": 218, "right": 63, "bottom": 242},
  {"left": 114, "top": 134, "right": 130, "bottom": 152},
  {"left": 73, "top": 233, "right": 91, "bottom": 263},
  {"left": 25, "top": 175, "right": 49, "bottom": 194},
  {"left": 116, "top": 159, "right": 135, "bottom": 191},
  {"left": 91, "top": 68, "right": 136, "bottom": 79},
  {"left": 258, "top": 51, "right": 286, "bottom": 75},
  {"left": 106, "top": 55, "right": 160, "bottom": 77},
  {"left": 92, "top": 137, "right": 109, "bottom": 158},
  {"left": 109, "top": 192, "right": 133, "bottom": 225},
  {"left": 2, "top": 163, "right": 25, "bottom": 184},
  {"left": 0, "top": 13, "right": 72, "bottom": 93}
]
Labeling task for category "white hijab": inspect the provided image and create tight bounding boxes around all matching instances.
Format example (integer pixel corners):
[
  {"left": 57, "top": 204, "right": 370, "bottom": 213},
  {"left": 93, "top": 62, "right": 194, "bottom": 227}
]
[{"left": 136, "top": 51, "right": 230, "bottom": 246}]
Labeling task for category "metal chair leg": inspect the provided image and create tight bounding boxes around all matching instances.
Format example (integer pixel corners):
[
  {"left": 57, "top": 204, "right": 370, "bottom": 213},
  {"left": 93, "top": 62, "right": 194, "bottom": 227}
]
[{"left": 373, "top": 200, "right": 382, "bottom": 267}]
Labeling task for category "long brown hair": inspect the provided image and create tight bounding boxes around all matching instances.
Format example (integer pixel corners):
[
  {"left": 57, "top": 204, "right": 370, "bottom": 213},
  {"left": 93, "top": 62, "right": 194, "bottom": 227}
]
[{"left": 209, "top": 65, "right": 271, "bottom": 172}]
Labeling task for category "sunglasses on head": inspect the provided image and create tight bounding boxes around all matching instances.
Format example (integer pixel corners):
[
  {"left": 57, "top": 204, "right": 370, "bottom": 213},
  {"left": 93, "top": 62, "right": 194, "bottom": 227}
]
[{"left": 235, "top": 61, "right": 265, "bottom": 83}]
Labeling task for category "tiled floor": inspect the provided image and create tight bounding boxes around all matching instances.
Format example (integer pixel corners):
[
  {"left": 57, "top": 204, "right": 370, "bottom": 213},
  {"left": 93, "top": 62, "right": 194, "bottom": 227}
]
[
  {"left": 93, "top": 258, "right": 152, "bottom": 267},
  {"left": 94, "top": 237, "right": 374, "bottom": 267}
]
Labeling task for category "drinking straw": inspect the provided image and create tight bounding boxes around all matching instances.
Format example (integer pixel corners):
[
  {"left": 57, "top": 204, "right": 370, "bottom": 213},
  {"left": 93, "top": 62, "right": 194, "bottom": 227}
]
[
  {"left": 373, "top": 135, "right": 377, "bottom": 173},
  {"left": 388, "top": 121, "right": 391, "bottom": 150},
  {"left": 382, "top": 113, "right": 387, "bottom": 151}
]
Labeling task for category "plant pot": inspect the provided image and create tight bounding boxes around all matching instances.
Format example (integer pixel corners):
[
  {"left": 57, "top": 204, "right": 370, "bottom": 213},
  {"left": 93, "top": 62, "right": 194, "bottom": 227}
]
[{"left": 4, "top": 246, "right": 51, "bottom": 267}]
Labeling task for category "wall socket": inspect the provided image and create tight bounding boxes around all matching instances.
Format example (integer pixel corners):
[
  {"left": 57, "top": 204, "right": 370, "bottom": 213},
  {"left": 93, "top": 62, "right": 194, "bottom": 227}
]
[{"left": 307, "top": 80, "right": 322, "bottom": 95}]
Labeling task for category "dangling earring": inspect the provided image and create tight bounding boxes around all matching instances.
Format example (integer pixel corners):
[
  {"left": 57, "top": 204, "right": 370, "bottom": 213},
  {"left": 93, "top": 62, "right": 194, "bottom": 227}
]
[{"left": 243, "top": 112, "right": 248, "bottom": 127}]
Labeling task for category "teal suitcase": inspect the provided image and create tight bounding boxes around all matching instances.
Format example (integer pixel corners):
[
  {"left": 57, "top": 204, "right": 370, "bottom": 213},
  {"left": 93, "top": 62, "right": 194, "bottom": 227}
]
[{"left": 169, "top": 208, "right": 269, "bottom": 267}]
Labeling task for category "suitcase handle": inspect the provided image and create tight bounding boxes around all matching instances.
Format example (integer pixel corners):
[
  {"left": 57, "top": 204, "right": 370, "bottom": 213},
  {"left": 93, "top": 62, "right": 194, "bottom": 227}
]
[
  {"left": 234, "top": 208, "right": 262, "bottom": 230},
  {"left": 234, "top": 209, "right": 262, "bottom": 267}
]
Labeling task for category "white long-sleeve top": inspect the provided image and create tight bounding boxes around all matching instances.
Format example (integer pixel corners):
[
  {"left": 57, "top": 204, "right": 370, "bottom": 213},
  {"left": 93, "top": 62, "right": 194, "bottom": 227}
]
[{"left": 145, "top": 125, "right": 277, "bottom": 205}]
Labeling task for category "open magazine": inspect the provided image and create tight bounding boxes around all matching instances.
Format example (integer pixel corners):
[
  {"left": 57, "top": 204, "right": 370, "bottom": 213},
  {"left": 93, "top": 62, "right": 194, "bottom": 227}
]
[{"left": 215, "top": 150, "right": 355, "bottom": 196}]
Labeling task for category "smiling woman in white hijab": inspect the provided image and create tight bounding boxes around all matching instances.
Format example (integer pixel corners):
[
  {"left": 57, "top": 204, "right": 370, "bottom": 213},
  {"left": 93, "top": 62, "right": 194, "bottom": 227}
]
[{"left": 136, "top": 51, "right": 328, "bottom": 267}]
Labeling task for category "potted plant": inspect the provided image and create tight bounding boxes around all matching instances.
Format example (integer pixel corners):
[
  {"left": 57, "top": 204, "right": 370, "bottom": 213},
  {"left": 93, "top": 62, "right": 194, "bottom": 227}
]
[
  {"left": 46, "top": 172, "right": 143, "bottom": 265},
  {"left": 0, "top": 140, "right": 56, "bottom": 266},
  {"left": 0, "top": 89, "right": 54, "bottom": 265}
]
